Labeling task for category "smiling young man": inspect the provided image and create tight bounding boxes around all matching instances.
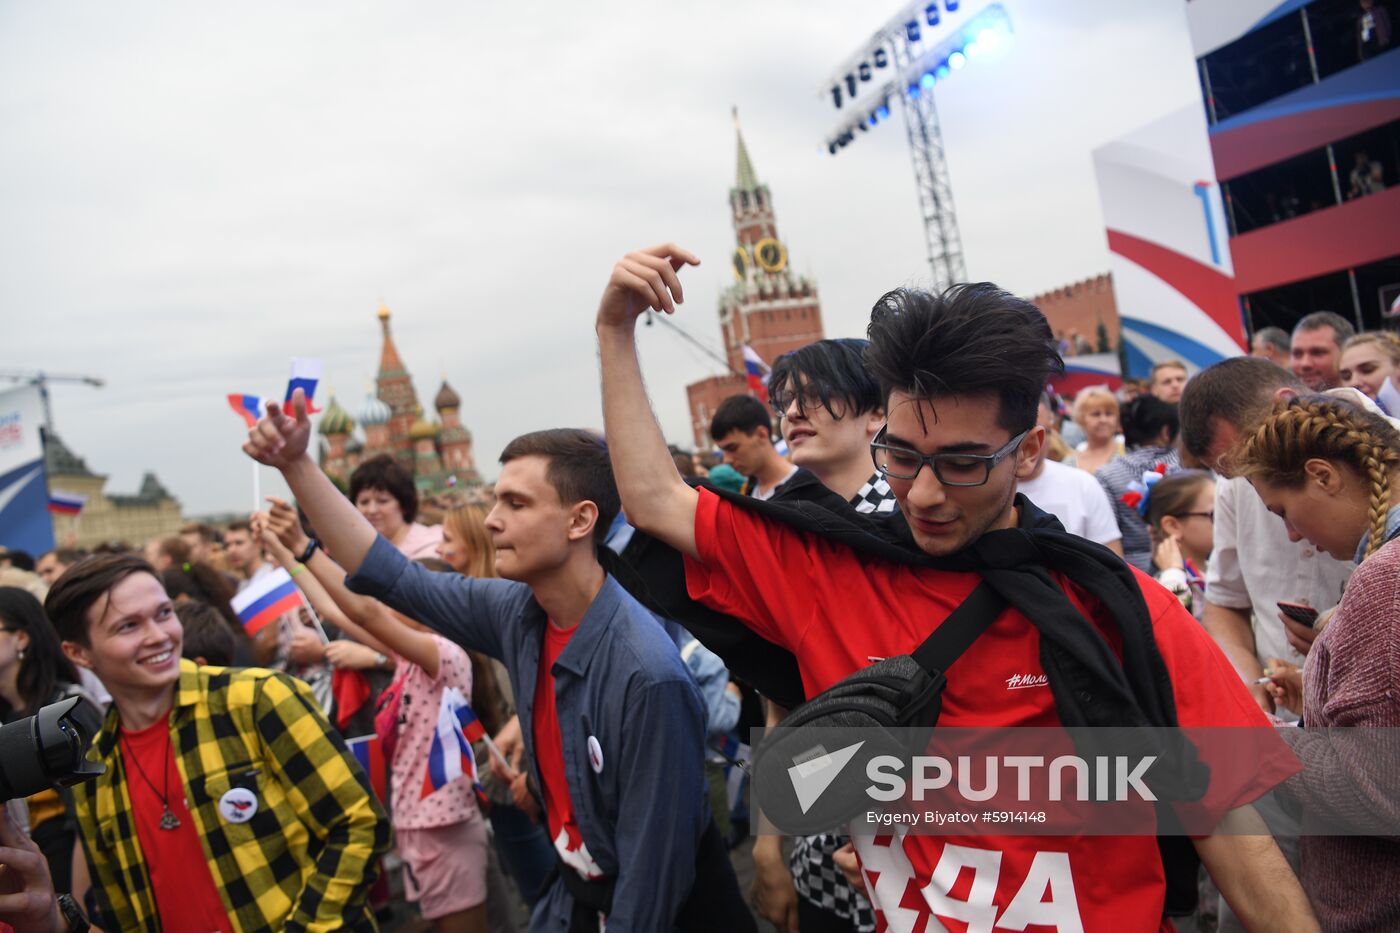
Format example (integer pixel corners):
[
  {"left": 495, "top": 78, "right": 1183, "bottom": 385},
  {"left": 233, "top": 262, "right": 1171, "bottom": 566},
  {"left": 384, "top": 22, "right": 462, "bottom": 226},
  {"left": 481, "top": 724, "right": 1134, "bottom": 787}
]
[
  {"left": 1289, "top": 311, "right": 1355, "bottom": 391},
  {"left": 595, "top": 243, "right": 1319, "bottom": 932},
  {"left": 43, "top": 554, "right": 388, "bottom": 932},
  {"left": 243, "top": 408, "right": 753, "bottom": 933}
]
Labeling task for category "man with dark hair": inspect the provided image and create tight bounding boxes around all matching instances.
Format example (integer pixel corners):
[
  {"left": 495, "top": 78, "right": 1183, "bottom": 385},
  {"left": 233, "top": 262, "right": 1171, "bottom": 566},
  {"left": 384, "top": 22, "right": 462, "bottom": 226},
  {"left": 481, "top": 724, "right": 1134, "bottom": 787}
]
[
  {"left": 1095, "top": 395, "right": 1182, "bottom": 572},
  {"left": 0, "top": 549, "right": 35, "bottom": 573},
  {"left": 175, "top": 600, "right": 237, "bottom": 667},
  {"left": 1178, "top": 358, "right": 1352, "bottom": 710},
  {"left": 43, "top": 553, "right": 388, "bottom": 931},
  {"left": 596, "top": 244, "right": 1314, "bottom": 931},
  {"left": 36, "top": 548, "right": 86, "bottom": 587},
  {"left": 709, "top": 394, "right": 796, "bottom": 499},
  {"left": 1149, "top": 359, "right": 1189, "bottom": 404},
  {"left": 1250, "top": 326, "right": 1291, "bottom": 367},
  {"left": 245, "top": 401, "right": 752, "bottom": 932},
  {"left": 222, "top": 520, "right": 262, "bottom": 582},
  {"left": 1290, "top": 311, "right": 1355, "bottom": 391}
]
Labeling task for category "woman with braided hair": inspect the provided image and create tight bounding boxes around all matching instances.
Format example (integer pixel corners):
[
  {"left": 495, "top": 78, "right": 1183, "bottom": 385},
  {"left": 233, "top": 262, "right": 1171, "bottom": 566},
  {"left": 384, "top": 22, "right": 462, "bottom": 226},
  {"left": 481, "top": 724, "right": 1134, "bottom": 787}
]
[{"left": 1226, "top": 393, "right": 1400, "bottom": 931}]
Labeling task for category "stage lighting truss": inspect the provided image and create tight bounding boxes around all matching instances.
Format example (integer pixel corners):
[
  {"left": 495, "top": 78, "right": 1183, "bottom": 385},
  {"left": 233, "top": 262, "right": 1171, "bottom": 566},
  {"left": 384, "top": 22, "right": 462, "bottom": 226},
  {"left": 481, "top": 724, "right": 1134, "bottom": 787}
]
[{"left": 818, "top": 1, "right": 1012, "bottom": 284}]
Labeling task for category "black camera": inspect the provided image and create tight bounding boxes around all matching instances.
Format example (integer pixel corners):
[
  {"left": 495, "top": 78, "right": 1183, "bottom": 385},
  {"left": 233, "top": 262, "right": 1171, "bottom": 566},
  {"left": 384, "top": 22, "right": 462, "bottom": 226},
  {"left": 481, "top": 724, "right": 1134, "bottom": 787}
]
[{"left": 0, "top": 695, "right": 106, "bottom": 801}]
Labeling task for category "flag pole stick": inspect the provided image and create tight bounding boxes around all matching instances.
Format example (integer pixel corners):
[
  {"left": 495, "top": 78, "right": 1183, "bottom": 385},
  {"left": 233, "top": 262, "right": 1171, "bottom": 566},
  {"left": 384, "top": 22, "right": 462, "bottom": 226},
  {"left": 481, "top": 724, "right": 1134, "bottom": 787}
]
[
  {"left": 252, "top": 462, "right": 262, "bottom": 515},
  {"left": 297, "top": 593, "right": 331, "bottom": 644}
]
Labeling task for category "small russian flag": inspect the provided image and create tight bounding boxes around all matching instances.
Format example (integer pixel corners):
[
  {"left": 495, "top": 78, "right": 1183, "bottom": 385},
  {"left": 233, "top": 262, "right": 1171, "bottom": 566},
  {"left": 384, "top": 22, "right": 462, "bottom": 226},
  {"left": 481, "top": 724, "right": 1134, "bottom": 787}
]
[
  {"left": 227, "top": 394, "right": 266, "bottom": 429},
  {"left": 742, "top": 345, "right": 768, "bottom": 395},
  {"left": 47, "top": 491, "right": 86, "bottom": 515},
  {"left": 284, "top": 358, "right": 323, "bottom": 415},
  {"left": 346, "top": 734, "right": 389, "bottom": 802},
  {"left": 421, "top": 686, "right": 485, "bottom": 800},
  {"left": 229, "top": 567, "right": 302, "bottom": 637}
]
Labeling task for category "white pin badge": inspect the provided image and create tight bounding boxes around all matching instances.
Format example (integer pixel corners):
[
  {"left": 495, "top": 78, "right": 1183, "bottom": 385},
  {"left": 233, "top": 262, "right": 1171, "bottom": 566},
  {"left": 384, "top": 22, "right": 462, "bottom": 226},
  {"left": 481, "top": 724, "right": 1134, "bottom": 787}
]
[
  {"left": 218, "top": 787, "right": 258, "bottom": 824},
  {"left": 587, "top": 735, "right": 605, "bottom": 774}
]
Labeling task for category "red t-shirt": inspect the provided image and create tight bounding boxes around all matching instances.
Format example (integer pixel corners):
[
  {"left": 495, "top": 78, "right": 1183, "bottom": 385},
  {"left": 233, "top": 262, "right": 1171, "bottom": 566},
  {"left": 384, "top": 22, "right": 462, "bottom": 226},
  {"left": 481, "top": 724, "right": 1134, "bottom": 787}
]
[
  {"left": 120, "top": 712, "right": 230, "bottom": 933},
  {"left": 533, "top": 620, "right": 605, "bottom": 880},
  {"left": 684, "top": 488, "right": 1297, "bottom": 933}
]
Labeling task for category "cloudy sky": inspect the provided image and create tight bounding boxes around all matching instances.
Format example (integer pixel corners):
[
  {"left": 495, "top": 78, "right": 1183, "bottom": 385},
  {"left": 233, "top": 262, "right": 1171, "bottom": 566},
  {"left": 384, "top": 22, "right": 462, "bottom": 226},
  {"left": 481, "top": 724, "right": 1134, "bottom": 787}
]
[{"left": 1, "top": 1, "right": 1200, "bottom": 516}]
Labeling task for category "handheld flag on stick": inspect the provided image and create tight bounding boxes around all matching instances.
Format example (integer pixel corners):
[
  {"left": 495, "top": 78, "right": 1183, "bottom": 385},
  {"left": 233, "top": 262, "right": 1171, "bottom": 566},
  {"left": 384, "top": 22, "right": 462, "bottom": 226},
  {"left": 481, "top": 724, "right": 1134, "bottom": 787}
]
[
  {"left": 47, "top": 491, "right": 86, "bottom": 515},
  {"left": 285, "top": 358, "right": 323, "bottom": 414},
  {"left": 742, "top": 345, "right": 769, "bottom": 396},
  {"left": 422, "top": 686, "right": 486, "bottom": 799},
  {"left": 227, "top": 394, "right": 266, "bottom": 429},
  {"left": 229, "top": 567, "right": 301, "bottom": 637},
  {"left": 346, "top": 734, "right": 389, "bottom": 802}
]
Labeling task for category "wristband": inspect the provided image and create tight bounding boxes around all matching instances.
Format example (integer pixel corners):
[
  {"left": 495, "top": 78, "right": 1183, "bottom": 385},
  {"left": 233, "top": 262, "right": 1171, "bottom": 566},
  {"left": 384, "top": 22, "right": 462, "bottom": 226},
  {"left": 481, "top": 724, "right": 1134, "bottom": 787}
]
[
  {"left": 298, "top": 538, "right": 320, "bottom": 564},
  {"left": 289, "top": 564, "right": 305, "bottom": 577},
  {"left": 57, "top": 893, "right": 90, "bottom": 933}
]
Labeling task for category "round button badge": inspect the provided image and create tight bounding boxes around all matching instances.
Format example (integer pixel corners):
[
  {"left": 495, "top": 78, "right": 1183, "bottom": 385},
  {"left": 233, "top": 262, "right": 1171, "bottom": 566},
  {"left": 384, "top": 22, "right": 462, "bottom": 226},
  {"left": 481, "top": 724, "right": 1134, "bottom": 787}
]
[{"left": 218, "top": 787, "right": 258, "bottom": 824}]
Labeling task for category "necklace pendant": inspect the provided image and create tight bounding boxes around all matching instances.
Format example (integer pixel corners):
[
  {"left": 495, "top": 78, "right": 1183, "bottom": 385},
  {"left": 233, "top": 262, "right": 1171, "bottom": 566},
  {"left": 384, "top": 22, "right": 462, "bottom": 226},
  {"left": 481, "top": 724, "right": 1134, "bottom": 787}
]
[{"left": 159, "top": 807, "right": 181, "bottom": 831}]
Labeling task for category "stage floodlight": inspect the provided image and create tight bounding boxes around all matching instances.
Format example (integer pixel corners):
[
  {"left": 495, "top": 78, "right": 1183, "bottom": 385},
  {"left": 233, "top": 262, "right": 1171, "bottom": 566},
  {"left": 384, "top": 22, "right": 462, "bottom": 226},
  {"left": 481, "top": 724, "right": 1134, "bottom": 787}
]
[
  {"left": 948, "top": 50, "right": 966, "bottom": 70},
  {"left": 920, "top": 71, "right": 936, "bottom": 89},
  {"left": 907, "top": 83, "right": 920, "bottom": 99},
  {"left": 925, "top": 3, "right": 940, "bottom": 26},
  {"left": 845, "top": 73, "right": 858, "bottom": 96},
  {"left": 859, "top": 62, "right": 872, "bottom": 81},
  {"left": 828, "top": 141, "right": 838, "bottom": 155},
  {"left": 977, "top": 27, "right": 1003, "bottom": 51},
  {"left": 876, "top": 100, "right": 890, "bottom": 120},
  {"left": 905, "top": 20, "right": 921, "bottom": 42},
  {"left": 831, "top": 86, "right": 842, "bottom": 108},
  {"left": 946, "top": 0, "right": 960, "bottom": 10},
  {"left": 873, "top": 48, "right": 889, "bottom": 68},
  {"left": 965, "top": 39, "right": 982, "bottom": 58},
  {"left": 935, "top": 63, "right": 951, "bottom": 79},
  {"left": 869, "top": 112, "right": 879, "bottom": 127}
]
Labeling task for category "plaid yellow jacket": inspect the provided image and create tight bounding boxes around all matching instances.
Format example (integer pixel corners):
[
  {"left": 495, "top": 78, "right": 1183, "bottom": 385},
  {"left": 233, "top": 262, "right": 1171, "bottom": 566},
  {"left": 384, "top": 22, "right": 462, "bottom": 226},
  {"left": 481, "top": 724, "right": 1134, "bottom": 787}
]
[{"left": 72, "top": 660, "right": 391, "bottom": 932}]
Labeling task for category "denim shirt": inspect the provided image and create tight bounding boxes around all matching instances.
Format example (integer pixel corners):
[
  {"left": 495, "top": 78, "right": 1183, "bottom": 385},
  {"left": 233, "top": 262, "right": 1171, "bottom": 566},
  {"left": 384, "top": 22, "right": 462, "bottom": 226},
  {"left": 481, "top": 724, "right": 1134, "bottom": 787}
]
[{"left": 347, "top": 536, "right": 709, "bottom": 932}]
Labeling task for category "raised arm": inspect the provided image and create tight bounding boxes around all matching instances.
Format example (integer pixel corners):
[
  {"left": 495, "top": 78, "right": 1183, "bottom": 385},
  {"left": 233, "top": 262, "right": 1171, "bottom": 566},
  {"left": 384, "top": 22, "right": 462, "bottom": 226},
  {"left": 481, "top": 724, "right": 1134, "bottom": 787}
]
[
  {"left": 596, "top": 244, "right": 702, "bottom": 558},
  {"left": 243, "top": 391, "right": 377, "bottom": 574}
]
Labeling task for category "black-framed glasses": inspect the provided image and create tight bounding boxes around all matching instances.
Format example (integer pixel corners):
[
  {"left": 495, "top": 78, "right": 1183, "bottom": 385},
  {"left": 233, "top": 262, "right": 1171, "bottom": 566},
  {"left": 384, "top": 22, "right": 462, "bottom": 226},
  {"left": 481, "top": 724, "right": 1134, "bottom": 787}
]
[
  {"left": 870, "top": 425, "right": 1029, "bottom": 487},
  {"left": 1175, "top": 511, "right": 1215, "bottom": 522},
  {"left": 769, "top": 382, "right": 833, "bottom": 417}
]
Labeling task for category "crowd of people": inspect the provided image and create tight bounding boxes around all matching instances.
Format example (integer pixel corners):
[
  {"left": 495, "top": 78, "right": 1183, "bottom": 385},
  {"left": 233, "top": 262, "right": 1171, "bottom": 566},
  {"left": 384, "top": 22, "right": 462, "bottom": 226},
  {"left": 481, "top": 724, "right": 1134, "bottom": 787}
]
[{"left": 1, "top": 248, "right": 1398, "bottom": 933}]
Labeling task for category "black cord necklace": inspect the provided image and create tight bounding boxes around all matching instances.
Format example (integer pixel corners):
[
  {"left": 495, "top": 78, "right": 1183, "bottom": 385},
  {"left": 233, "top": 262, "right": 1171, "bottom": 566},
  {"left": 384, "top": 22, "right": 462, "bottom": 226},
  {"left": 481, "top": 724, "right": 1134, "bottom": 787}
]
[{"left": 121, "top": 727, "right": 181, "bottom": 831}]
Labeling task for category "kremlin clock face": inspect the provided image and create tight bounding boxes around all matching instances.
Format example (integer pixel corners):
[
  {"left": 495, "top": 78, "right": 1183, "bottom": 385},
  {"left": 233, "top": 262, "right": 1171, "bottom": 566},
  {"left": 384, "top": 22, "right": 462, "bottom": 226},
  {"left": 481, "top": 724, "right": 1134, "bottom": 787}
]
[
  {"left": 732, "top": 246, "right": 749, "bottom": 281},
  {"left": 754, "top": 237, "right": 787, "bottom": 273}
]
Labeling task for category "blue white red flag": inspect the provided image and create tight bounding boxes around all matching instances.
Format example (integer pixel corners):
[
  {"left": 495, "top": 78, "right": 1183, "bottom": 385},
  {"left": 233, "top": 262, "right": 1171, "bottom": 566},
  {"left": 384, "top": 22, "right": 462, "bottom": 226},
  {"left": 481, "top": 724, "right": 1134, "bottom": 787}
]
[
  {"left": 47, "top": 491, "right": 86, "bottom": 515},
  {"left": 284, "top": 358, "right": 323, "bottom": 414},
  {"left": 742, "top": 345, "right": 769, "bottom": 395},
  {"left": 229, "top": 567, "right": 301, "bottom": 637},
  {"left": 421, "top": 686, "right": 485, "bottom": 799},
  {"left": 346, "top": 734, "right": 388, "bottom": 802},
  {"left": 226, "top": 394, "right": 267, "bottom": 429}
]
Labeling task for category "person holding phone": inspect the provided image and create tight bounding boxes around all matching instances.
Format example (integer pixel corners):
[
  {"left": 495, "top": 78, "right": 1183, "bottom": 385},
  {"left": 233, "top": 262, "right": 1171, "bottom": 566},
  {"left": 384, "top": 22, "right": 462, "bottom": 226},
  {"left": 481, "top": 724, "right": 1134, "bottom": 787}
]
[{"left": 1229, "top": 393, "right": 1400, "bottom": 930}]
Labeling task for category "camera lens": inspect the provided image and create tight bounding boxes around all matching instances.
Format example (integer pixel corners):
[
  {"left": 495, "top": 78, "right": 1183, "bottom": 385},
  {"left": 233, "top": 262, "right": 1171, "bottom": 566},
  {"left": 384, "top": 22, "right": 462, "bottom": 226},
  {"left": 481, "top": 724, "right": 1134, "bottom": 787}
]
[{"left": 0, "top": 696, "right": 106, "bottom": 802}]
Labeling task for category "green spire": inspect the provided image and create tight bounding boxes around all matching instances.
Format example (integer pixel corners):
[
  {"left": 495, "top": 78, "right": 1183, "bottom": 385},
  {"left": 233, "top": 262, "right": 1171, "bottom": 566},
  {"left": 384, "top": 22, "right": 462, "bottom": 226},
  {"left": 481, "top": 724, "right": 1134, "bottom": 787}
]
[{"left": 733, "top": 106, "right": 759, "bottom": 192}]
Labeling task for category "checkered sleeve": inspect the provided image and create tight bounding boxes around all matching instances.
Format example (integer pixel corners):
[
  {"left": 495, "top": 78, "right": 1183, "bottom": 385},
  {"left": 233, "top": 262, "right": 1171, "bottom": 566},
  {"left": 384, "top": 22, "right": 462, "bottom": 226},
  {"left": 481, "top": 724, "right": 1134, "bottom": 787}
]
[{"left": 254, "top": 672, "right": 391, "bottom": 933}]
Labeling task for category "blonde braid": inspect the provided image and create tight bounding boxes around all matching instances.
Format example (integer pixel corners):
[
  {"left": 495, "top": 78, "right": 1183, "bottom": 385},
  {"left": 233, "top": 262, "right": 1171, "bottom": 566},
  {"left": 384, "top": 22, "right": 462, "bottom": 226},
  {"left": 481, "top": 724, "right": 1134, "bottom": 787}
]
[{"left": 1226, "top": 396, "right": 1400, "bottom": 562}]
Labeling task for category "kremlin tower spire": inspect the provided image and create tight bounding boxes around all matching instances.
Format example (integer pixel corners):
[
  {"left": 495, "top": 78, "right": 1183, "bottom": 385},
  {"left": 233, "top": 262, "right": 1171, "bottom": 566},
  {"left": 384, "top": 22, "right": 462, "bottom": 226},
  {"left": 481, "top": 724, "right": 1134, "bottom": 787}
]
[
  {"left": 374, "top": 304, "right": 423, "bottom": 469},
  {"left": 683, "top": 109, "right": 826, "bottom": 447}
]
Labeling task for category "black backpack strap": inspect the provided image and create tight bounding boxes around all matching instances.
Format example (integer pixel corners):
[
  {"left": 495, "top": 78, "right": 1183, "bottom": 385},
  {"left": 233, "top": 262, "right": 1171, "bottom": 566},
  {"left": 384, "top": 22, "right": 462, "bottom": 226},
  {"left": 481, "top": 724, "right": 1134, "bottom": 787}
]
[{"left": 910, "top": 581, "right": 1004, "bottom": 674}]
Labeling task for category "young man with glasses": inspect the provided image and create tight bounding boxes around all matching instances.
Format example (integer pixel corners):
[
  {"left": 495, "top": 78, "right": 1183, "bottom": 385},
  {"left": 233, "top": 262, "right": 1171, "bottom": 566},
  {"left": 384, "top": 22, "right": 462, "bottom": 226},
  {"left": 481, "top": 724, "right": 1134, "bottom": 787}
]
[{"left": 595, "top": 244, "right": 1316, "bottom": 932}]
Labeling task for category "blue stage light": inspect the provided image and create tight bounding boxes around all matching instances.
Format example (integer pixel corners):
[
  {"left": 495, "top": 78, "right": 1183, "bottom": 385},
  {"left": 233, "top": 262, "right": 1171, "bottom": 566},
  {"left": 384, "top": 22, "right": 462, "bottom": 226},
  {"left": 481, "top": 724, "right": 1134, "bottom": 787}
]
[
  {"left": 907, "top": 83, "right": 920, "bottom": 99},
  {"left": 948, "top": 50, "right": 966, "bottom": 70},
  {"left": 946, "top": 0, "right": 960, "bottom": 10},
  {"left": 977, "top": 27, "right": 1003, "bottom": 51},
  {"left": 876, "top": 102, "right": 890, "bottom": 120},
  {"left": 905, "top": 20, "right": 921, "bottom": 42},
  {"left": 869, "top": 113, "right": 878, "bottom": 127},
  {"left": 920, "top": 71, "right": 936, "bottom": 89},
  {"left": 935, "top": 63, "right": 951, "bottom": 79},
  {"left": 964, "top": 39, "right": 982, "bottom": 59},
  {"left": 924, "top": 3, "right": 940, "bottom": 26}
]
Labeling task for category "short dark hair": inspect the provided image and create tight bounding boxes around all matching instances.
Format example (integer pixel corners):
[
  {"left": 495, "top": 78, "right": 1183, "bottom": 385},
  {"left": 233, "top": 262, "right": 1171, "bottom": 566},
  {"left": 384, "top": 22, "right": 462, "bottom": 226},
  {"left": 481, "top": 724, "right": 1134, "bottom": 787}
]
[
  {"left": 709, "top": 395, "right": 773, "bottom": 443},
  {"left": 44, "top": 553, "right": 161, "bottom": 646},
  {"left": 225, "top": 520, "right": 252, "bottom": 535},
  {"left": 1252, "top": 326, "right": 1290, "bottom": 354},
  {"left": 42, "top": 548, "right": 88, "bottom": 570},
  {"left": 1293, "top": 311, "right": 1355, "bottom": 346},
  {"left": 864, "top": 283, "right": 1063, "bottom": 434},
  {"left": 768, "top": 338, "right": 881, "bottom": 419},
  {"left": 498, "top": 429, "right": 620, "bottom": 546},
  {"left": 349, "top": 454, "right": 419, "bottom": 523},
  {"left": 1178, "top": 357, "right": 1302, "bottom": 461},
  {"left": 1120, "top": 395, "right": 1180, "bottom": 449},
  {"left": 175, "top": 600, "right": 236, "bottom": 667},
  {"left": 0, "top": 587, "right": 82, "bottom": 715},
  {"left": 1, "top": 550, "right": 35, "bottom": 572}
]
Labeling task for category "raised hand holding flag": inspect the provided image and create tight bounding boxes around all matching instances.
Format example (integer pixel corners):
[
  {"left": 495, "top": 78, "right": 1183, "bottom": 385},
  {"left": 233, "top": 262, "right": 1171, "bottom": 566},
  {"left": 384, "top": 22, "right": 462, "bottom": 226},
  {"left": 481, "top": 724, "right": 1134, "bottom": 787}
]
[{"left": 284, "top": 358, "right": 323, "bottom": 415}]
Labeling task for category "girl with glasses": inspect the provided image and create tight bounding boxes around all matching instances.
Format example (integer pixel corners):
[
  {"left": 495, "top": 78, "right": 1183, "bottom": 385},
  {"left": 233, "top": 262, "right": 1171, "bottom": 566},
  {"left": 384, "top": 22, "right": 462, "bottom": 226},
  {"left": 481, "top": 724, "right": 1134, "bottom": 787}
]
[{"left": 1143, "top": 471, "right": 1217, "bottom": 621}]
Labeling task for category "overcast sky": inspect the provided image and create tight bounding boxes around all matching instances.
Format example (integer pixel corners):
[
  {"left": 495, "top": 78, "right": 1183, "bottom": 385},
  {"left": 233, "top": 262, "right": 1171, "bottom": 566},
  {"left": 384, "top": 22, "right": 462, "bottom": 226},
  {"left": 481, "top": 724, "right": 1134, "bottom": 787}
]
[{"left": 1, "top": 1, "right": 1201, "bottom": 517}]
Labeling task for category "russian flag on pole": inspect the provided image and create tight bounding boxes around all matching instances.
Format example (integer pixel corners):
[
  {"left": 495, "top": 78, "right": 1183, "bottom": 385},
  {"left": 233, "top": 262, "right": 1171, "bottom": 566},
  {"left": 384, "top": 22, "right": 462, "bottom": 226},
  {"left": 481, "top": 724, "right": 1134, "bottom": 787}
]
[
  {"left": 47, "top": 491, "right": 86, "bottom": 515},
  {"left": 229, "top": 567, "right": 301, "bottom": 637},
  {"left": 284, "top": 358, "right": 323, "bottom": 414},
  {"left": 226, "top": 394, "right": 266, "bottom": 429},
  {"left": 742, "top": 345, "right": 769, "bottom": 395},
  {"left": 421, "top": 686, "right": 484, "bottom": 799},
  {"left": 346, "top": 734, "right": 388, "bottom": 802}
]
